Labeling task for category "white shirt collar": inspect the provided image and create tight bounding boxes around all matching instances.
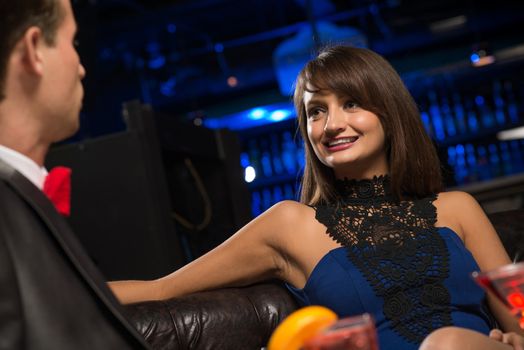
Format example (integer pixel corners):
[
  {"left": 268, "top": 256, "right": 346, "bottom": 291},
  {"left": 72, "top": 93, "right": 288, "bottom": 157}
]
[{"left": 0, "top": 144, "right": 48, "bottom": 190}]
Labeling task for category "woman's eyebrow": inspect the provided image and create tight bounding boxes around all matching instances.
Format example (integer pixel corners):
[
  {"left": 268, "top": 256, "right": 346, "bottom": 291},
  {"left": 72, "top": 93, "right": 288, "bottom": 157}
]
[{"left": 305, "top": 97, "right": 325, "bottom": 107}]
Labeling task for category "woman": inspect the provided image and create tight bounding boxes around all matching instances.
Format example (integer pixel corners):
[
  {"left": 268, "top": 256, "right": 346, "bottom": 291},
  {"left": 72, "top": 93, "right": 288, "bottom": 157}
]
[{"left": 110, "top": 46, "right": 523, "bottom": 349}]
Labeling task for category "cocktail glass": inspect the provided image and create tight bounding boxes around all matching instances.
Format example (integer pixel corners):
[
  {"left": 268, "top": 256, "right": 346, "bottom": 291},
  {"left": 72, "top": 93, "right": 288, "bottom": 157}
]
[
  {"left": 472, "top": 262, "right": 524, "bottom": 328},
  {"left": 302, "top": 313, "right": 379, "bottom": 350}
]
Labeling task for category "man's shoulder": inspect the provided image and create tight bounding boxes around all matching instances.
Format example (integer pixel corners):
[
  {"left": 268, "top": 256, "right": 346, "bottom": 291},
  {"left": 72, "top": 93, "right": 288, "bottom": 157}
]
[{"left": 0, "top": 157, "right": 17, "bottom": 179}]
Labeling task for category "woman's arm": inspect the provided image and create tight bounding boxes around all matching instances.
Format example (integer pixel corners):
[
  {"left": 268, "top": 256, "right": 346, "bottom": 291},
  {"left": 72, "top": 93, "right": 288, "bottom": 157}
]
[
  {"left": 109, "top": 200, "right": 306, "bottom": 304},
  {"left": 444, "top": 191, "right": 522, "bottom": 334}
]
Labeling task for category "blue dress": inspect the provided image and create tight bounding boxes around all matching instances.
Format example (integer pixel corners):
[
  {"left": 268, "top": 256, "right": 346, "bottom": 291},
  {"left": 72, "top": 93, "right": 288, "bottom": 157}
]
[
  {"left": 287, "top": 177, "right": 495, "bottom": 350},
  {"left": 287, "top": 227, "right": 494, "bottom": 350}
]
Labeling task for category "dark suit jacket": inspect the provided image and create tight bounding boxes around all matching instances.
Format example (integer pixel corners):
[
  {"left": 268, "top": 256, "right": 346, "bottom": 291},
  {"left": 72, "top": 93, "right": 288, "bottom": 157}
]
[{"left": 0, "top": 158, "right": 150, "bottom": 349}]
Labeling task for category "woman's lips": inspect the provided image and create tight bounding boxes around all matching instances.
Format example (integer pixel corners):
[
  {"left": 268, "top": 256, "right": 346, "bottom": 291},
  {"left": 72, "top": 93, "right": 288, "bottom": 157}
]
[{"left": 325, "top": 136, "right": 359, "bottom": 152}]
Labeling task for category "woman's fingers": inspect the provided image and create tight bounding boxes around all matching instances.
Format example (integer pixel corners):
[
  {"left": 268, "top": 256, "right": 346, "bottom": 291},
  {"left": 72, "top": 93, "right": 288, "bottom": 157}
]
[
  {"left": 490, "top": 329, "right": 504, "bottom": 341},
  {"left": 504, "top": 332, "right": 524, "bottom": 350},
  {"left": 490, "top": 329, "right": 524, "bottom": 350}
]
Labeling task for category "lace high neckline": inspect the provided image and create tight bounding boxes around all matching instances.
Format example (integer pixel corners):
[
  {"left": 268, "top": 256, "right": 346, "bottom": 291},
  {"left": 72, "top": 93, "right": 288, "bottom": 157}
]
[
  {"left": 315, "top": 176, "right": 450, "bottom": 344},
  {"left": 334, "top": 175, "right": 391, "bottom": 200}
]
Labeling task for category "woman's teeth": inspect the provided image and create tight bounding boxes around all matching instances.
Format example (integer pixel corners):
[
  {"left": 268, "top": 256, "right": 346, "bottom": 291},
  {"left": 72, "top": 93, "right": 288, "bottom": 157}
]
[{"left": 328, "top": 137, "right": 358, "bottom": 146}]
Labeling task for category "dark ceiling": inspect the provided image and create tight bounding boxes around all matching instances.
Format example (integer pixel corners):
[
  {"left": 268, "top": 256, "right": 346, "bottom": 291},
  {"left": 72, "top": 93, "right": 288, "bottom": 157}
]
[{"left": 72, "top": 0, "right": 524, "bottom": 137}]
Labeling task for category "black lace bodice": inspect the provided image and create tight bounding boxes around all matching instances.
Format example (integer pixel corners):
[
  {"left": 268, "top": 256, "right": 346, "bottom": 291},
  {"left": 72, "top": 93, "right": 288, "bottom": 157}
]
[{"left": 313, "top": 175, "right": 451, "bottom": 344}]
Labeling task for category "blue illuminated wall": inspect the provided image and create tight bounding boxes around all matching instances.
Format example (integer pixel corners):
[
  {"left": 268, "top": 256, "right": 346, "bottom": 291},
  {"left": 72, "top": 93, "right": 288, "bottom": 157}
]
[{"left": 205, "top": 65, "right": 524, "bottom": 217}]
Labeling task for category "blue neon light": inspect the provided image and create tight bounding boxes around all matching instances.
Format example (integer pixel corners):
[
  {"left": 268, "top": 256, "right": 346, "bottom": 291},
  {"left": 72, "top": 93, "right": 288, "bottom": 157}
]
[
  {"left": 248, "top": 108, "right": 267, "bottom": 120},
  {"left": 204, "top": 102, "right": 295, "bottom": 130},
  {"left": 269, "top": 109, "right": 292, "bottom": 121},
  {"left": 470, "top": 53, "right": 480, "bottom": 63}
]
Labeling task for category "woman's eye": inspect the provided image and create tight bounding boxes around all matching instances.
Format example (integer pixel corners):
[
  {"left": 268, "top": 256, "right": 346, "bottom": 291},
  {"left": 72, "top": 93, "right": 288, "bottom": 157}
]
[
  {"left": 307, "top": 108, "right": 324, "bottom": 119},
  {"left": 344, "top": 101, "right": 359, "bottom": 110}
]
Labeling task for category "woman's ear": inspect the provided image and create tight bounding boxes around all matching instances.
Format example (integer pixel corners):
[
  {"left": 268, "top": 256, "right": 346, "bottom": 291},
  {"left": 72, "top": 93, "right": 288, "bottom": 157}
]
[{"left": 19, "top": 27, "right": 46, "bottom": 76}]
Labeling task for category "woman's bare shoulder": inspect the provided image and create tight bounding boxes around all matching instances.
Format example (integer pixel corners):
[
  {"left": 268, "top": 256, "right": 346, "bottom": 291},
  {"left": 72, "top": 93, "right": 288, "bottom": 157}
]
[
  {"left": 434, "top": 190, "right": 482, "bottom": 218},
  {"left": 269, "top": 199, "right": 313, "bottom": 212},
  {"left": 433, "top": 191, "right": 480, "bottom": 239},
  {"left": 436, "top": 190, "right": 477, "bottom": 206},
  {"left": 259, "top": 200, "right": 327, "bottom": 243},
  {"left": 248, "top": 200, "right": 314, "bottom": 232}
]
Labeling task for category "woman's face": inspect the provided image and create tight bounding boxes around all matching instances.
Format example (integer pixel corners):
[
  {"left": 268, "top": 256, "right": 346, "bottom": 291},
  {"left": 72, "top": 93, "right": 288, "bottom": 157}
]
[{"left": 304, "top": 88, "right": 389, "bottom": 179}]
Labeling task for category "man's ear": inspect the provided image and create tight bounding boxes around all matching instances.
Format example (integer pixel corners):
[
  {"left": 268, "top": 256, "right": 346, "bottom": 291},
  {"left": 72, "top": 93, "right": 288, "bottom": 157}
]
[{"left": 19, "top": 27, "right": 46, "bottom": 76}]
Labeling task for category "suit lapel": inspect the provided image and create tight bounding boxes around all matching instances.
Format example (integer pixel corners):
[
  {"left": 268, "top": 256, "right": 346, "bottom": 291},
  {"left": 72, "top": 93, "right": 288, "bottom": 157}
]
[{"left": 0, "top": 158, "right": 150, "bottom": 348}]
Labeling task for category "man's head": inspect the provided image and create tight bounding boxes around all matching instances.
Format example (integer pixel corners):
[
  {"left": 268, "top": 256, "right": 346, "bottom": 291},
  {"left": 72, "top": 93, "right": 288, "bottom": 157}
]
[
  {"left": 0, "top": 0, "right": 86, "bottom": 145},
  {"left": 0, "top": 0, "right": 63, "bottom": 101}
]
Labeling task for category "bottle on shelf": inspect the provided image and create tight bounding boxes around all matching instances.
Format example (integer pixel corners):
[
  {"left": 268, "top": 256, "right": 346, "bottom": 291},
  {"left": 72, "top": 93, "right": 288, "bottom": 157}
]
[
  {"left": 510, "top": 140, "right": 524, "bottom": 173},
  {"left": 296, "top": 141, "right": 305, "bottom": 171},
  {"left": 428, "top": 89, "right": 446, "bottom": 141},
  {"left": 465, "top": 98, "right": 480, "bottom": 134},
  {"left": 420, "top": 110, "right": 434, "bottom": 138},
  {"left": 247, "top": 139, "right": 262, "bottom": 181},
  {"left": 272, "top": 185, "right": 284, "bottom": 202},
  {"left": 465, "top": 144, "right": 479, "bottom": 183},
  {"left": 447, "top": 146, "right": 457, "bottom": 172},
  {"left": 476, "top": 145, "right": 492, "bottom": 181},
  {"left": 475, "top": 95, "right": 496, "bottom": 129},
  {"left": 284, "top": 183, "right": 295, "bottom": 200},
  {"left": 441, "top": 94, "right": 457, "bottom": 137},
  {"left": 240, "top": 151, "right": 250, "bottom": 169},
  {"left": 499, "top": 141, "right": 513, "bottom": 176},
  {"left": 259, "top": 137, "right": 274, "bottom": 178},
  {"left": 492, "top": 80, "right": 507, "bottom": 126},
  {"left": 453, "top": 144, "right": 468, "bottom": 185},
  {"left": 452, "top": 92, "right": 468, "bottom": 135},
  {"left": 251, "top": 190, "right": 262, "bottom": 217},
  {"left": 262, "top": 188, "right": 272, "bottom": 212},
  {"left": 503, "top": 80, "right": 520, "bottom": 124},
  {"left": 270, "top": 133, "right": 285, "bottom": 175},
  {"left": 281, "top": 131, "right": 298, "bottom": 175},
  {"left": 488, "top": 143, "right": 502, "bottom": 178}
]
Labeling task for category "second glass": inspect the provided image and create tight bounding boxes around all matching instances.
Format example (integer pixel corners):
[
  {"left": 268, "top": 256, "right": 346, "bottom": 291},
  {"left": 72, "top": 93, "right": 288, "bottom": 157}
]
[{"left": 303, "top": 313, "right": 379, "bottom": 350}]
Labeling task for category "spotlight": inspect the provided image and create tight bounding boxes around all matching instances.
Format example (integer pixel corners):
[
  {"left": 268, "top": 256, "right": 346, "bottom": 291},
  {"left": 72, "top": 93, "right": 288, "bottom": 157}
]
[
  {"left": 470, "top": 43, "right": 495, "bottom": 67},
  {"left": 248, "top": 108, "right": 267, "bottom": 120},
  {"left": 269, "top": 109, "right": 292, "bottom": 122},
  {"left": 244, "top": 166, "right": 256, "bottom": 183},
  {"left": 227, "top": 76, "right": 238, "bottom": 87}
]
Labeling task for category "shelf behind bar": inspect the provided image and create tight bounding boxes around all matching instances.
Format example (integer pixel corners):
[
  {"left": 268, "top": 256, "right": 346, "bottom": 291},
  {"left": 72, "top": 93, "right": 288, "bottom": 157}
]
[{"left": 451, "top": 172, "right": 524, "bottom": 204}]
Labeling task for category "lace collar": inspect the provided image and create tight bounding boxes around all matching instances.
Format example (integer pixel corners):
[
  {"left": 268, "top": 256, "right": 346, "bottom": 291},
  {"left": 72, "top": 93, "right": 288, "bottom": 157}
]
[{"left": 334, "top": 175, "right": 391, "bottom": 200}]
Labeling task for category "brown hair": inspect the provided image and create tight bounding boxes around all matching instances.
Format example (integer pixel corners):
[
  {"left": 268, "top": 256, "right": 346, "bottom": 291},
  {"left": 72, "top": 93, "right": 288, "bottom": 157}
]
[
  {"left": 0, "top": 0, "right": 64, "bottom": 101},
  {"left": 294, "top": 45, "right": 442, "bottom": 205}
]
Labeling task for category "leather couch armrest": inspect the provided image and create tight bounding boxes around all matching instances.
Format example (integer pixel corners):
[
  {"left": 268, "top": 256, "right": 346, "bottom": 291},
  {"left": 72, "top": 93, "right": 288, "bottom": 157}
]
[{"left": 124, "top": 281, "right": 299, "bottom": 350}]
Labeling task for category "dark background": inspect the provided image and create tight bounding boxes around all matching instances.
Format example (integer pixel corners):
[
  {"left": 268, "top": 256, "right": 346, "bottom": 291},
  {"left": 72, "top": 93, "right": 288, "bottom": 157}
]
[
  {"left": 70, "top": 0, "right": 524, "bottom": 138},
  {"left": 52, "top": 0, "right": 524, "bottom": 278}
]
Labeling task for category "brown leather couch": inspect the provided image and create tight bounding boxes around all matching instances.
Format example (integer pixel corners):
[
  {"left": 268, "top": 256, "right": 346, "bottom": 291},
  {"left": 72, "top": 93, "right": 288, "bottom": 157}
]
[{"left": 123, "top": 209, "right": 524, "bottom": 350}]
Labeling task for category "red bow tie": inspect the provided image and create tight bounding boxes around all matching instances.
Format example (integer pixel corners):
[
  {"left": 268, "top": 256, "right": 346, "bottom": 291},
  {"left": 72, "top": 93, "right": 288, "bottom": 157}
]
[{"left": 43, "top": 166, "right": 71, "bottom": 217}]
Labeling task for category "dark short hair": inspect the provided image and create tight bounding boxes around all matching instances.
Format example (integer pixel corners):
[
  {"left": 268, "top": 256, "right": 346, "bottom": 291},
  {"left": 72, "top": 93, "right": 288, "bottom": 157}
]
[
  {"left": 0, "top": 0, "right": 64, "bottom": 100},
  {"left": 294, "top": 45, "right": 443, "bottom": 204}
]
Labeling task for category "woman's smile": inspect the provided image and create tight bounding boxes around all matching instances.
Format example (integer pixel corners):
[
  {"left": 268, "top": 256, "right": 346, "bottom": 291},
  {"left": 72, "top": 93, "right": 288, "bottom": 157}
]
[{"left": 324, "top": 136, "right": 359, "bottom": 152}]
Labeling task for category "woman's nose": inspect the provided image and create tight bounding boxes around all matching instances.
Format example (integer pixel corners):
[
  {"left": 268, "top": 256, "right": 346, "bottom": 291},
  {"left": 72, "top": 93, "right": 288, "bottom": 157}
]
[{"left": 324, "top": 109, "right": 346, "bottom": 134}]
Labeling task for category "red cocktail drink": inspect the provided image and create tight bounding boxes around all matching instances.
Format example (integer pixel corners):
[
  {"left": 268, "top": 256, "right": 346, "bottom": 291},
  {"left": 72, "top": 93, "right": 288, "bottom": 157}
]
[
  {"left": 303, "top": 313, "right": 379, "bottom": 350},
  {"left": 472, "top": 262, "right": 524, "bottom": 328}
]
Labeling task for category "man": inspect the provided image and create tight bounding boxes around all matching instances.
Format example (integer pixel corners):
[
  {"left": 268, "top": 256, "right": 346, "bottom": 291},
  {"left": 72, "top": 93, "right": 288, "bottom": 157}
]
[{"left": 0, "top": 0, "right": 149, "bottom": 348}]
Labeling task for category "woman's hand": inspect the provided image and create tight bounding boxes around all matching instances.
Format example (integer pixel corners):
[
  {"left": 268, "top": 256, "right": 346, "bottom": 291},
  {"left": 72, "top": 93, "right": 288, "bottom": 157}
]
[{"left": 490, "top": 329, "right": 524, "bottom": 350}]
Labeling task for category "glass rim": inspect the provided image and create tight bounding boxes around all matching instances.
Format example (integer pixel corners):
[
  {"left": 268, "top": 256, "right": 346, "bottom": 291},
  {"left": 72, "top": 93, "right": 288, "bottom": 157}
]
[
  {"left": 472, "top": 261, "right": 524, "bottom": 279},
  {"left": 324, "top": 313, "right": 374, "bottom": 332}
]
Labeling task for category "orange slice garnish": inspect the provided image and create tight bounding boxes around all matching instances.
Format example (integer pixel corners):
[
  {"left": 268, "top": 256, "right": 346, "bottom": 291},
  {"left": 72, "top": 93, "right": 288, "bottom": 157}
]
[{"left": 268, "top": 305, "right": 338, "bottom": 350}]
